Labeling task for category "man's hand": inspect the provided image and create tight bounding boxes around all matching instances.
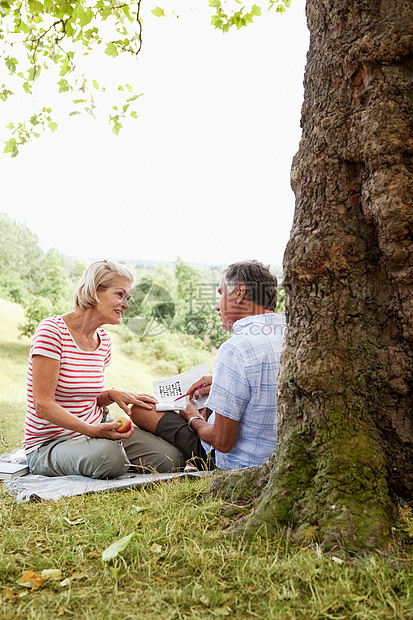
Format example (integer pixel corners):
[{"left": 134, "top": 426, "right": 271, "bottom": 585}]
[
  {"left": 185, "top": 375, "right": 213, "bottom": 400},
  {"left": 179, "top": 400, "right": 204, "bottom": 424},
  {"left": 179, "top": 402, "right": 238, "bottom": 453}
]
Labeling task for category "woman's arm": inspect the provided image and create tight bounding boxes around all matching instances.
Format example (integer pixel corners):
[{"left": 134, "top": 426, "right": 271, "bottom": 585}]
[{"left": 32, "top": 355, "right": 134, "bottom": 439}]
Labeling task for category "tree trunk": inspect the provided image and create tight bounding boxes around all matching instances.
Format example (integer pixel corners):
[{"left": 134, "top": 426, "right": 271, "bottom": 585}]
[{"left": 235, "top": 0, "right": 413, "bottom": 550}]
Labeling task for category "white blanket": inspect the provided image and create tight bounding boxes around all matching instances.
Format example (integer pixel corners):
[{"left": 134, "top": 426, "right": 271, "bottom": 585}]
[{"left": 1, "top": 450, "right": 209, "bottom": 503}]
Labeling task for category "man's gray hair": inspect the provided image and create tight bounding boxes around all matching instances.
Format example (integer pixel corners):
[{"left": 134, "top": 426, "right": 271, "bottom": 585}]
[{"left": 222, "top": 260, "right": 278, "bottom": 311}]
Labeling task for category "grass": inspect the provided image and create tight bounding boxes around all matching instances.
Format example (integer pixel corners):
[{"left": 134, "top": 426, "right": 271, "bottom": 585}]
[{"left": 1, "top": 299, "right": 413, "bottom": 619}]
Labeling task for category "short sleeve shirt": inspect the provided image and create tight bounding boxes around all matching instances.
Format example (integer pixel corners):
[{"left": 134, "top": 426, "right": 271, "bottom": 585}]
[
  {"left": 203, "top": 313, "right": 286, "bottom": 469},
  {"left": 24, "top": 315, "right": 111, "bottom": 452}
]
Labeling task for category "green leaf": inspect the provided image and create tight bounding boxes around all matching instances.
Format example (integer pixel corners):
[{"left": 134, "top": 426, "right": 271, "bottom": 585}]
[
  {"left": 100, "top": 6, "right": 112, "bottom": 20},
  {"left": 76, "top": 7, "right": 94, "bottom": 27},
  {"left": 59, "top": 58, "right": 71, "bottom": 77},
  {"left": 151, "top": 6, "right": 165, "bottom": 17},
  {"left": 250, "top": 4, "right": 262, "bottom": 17},
  {"left": 28, "top": 0, "right": 44, "bottom": 14},
  {"left": 105, "top": 42, "right": 119, "bottom": 58},
  {"left": 4, "top": 138, "right": 18, "bottom": 157},
  {"left": 111, "top": 117, "right": 122, "bottom": 135},
  {"left": 18, "top": 21, "right": 29, "bottom": 34},
  {"left": 3, "top": 138, "right": 16, "bottom": 152},
  {"left": 57, "top": 78, "right": 70, "bottom": 93},
  {"left": 211, "top": 15, "right": 224, "bottom": 29},
  {"left": 130, "top": 111, "right": 138, "bottom": 118},
  {"left": 92, "top": 79, "right": 99, "bottom": 90},
  {"left": 102, "top": 533, "right": 136, "bottom": 562},
  {"left": 48, "top": 121, "right": 58, "bottom": 132},
  {"left": 127, "top": 94, "right": 143, "bottom": 102},
  {"left": 0, "top": 87, "right": 13, "bottom": 101},
  {"left": 84, "top": 27, "right": 98, "bottom": 40},
  {"left": 69, "top": 111, "right": 81, "bottom": 116},
  {"left": 5, "top": 56, "right": 18, "bottom": 73},
  {"left": 22, "top": 81, "right": 31, "bottom": 94},
  {"left": 121, "top": 5, "right": 132, "bottom": 22}
]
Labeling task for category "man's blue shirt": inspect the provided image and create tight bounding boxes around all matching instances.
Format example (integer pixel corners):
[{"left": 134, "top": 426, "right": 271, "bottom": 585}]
[{"left": 203, "top": 312, "right": 286, "bottom": 469}]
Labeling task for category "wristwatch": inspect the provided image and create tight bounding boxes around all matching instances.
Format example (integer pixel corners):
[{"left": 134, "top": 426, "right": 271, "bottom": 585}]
[{"left": 187, "top": 415, "right": 204, "bottom": 432}]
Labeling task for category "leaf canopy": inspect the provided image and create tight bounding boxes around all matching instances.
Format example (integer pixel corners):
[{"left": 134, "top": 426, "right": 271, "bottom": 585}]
[{"left": 0, "top": 0, "right": 291, "bottom": 155}]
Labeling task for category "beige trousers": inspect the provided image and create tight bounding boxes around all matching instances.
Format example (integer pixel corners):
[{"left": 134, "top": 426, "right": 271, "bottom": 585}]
[{"left": 26, "top": 425, "right": 186, "bottom": 479}]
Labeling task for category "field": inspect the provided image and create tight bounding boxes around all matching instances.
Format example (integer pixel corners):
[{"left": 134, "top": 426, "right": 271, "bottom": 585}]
[{"left": 0, "top": 299, "right": 412, "bottom": 619}]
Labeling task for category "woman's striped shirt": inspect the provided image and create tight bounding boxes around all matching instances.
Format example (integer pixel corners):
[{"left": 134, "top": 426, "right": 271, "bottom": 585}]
[{"left": 24, "top": 315, "right": 111, "bottom": 453}]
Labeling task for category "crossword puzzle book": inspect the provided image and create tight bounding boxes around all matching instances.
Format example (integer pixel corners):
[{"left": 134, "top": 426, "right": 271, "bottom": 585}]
[{"left": 153, "top": 363, "right": 209, "bottom": 412}]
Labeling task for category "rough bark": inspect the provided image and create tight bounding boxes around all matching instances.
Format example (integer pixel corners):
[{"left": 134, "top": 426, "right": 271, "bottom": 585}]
[{"left": 233, "top": 0, "right": 413, "bottom": 550}]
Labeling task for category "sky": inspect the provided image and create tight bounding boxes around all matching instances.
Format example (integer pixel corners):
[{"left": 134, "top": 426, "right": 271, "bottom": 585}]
[{"left": 0, "top": 1, "right": 309, "bottom": 269}]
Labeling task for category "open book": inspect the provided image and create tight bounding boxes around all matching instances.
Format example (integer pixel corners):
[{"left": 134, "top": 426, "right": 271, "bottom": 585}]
[{"left": 153, "top": 363, "right": 209, "bottom": 412}]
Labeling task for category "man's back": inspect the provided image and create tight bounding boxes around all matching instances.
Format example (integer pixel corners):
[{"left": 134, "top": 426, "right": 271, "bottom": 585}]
[{"left": 204, "top": 312, "right": 286, "bottom": 469}]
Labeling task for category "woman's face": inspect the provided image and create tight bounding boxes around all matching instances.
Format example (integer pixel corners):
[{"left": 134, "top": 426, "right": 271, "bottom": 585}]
[{"left": 95, "top": 277, "right": 132, "bottom": 325}]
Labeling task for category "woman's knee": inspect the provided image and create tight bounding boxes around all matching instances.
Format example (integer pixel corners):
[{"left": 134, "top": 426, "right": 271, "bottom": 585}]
[
  {"left": 149, "top": 443, "right": 186, "bottom": 473},
  {"left": 85, "top": 439, "right": 129, "bottom": 478}
]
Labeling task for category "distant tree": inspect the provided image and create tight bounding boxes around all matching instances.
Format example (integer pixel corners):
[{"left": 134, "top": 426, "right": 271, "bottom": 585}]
[
  {"left": 19, "top": 249, "right": 73, "bottom": 337},
  {"left": 0, "top": 212, "right": 43, "bottom": 302}
]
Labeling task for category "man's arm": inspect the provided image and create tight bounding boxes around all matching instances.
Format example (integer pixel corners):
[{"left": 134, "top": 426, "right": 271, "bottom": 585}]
[{"left": 180, "top": 401, "right": 238, "bottom": 453}]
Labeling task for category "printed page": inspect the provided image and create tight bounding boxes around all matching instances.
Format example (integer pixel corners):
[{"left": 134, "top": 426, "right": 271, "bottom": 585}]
[{"left": 153, "top": 362, "right": 209, "bottom": 411}]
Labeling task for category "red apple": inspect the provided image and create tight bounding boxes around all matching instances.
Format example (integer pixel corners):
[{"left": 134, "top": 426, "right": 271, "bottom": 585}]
[{"left": 113, "top": 413, "right": 132, "bottom": 433}]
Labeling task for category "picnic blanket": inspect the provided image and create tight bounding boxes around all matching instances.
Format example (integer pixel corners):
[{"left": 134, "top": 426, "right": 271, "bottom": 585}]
[{"left": 1, "top": 449, "right": 209, "bottom": 503}]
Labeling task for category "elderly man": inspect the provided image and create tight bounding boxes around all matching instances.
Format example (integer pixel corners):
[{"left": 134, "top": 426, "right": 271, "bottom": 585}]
[{"left": 130, "top": 260, "right": 286, "bottom": 470}]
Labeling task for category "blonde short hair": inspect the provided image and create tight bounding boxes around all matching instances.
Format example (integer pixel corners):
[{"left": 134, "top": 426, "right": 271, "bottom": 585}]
[{"left": 73, "top": 260, "right": 135, "bottom": 309}]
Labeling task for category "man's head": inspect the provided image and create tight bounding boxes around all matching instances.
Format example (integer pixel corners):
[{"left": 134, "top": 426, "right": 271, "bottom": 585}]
[{"left": 216, "top": 260, "right": 278, "bottom": 332}]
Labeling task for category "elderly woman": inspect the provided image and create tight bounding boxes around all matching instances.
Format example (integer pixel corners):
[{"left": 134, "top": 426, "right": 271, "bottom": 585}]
[{"left": 24, "top": 260, "right": 185, "bottom": 478}]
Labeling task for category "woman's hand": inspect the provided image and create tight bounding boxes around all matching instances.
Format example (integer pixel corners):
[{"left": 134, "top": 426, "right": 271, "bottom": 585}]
[
  {"left": 102, "top": 390, "right": 158, "bottom": 415},
  {"left": 185, "top": 375, "right": 213, "bottom": 401},
  {"left": 88, "top": 419, "right": 135, "bottom": 440}
]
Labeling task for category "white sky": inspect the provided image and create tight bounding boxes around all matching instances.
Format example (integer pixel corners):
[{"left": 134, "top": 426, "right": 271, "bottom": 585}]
[{"left": 0, "top": 1, "right": 309, "bottom": 269}]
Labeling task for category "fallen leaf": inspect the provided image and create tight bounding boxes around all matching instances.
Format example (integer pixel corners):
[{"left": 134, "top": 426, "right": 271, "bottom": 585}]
[
  {"left": 102, "top": 532, "right": 136, "bottom": 562},
  {"left": 149, "top": 543, "right": 162, "bottom": 554},
  {"left": 63, "top": 517, "right": 84, "bottom": 525},
  {"left": 5, "top": 589, "right": 29, "bottom": 602},
  {"left": 60, "top": 578, "right": 71, "bottom": 587},
  {"left": 57, "top": 606, "right": 75, "bottom": 616},
  {"left": 5, "top": 589, "right": 20, "bottom": 602},
  {"left": 69, "top": 571, "right": 87, "bottom": 581},
  {"left": 41, "top": 569, "right": 62, "bottom": 580},
  {"left": 331, "top": 556, "right": 345, "bottom": 565},
  {"left": 211, "top": 607, "right": 231, "bottom": 616},
  {"left": 17, "top": 570, "right": 49, "bottom": 591}
]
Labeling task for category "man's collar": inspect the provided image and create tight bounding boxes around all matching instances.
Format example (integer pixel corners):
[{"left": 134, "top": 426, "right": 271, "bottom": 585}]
[{"left": 232, "top": 312, "right": 285, "bottom": 330}]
